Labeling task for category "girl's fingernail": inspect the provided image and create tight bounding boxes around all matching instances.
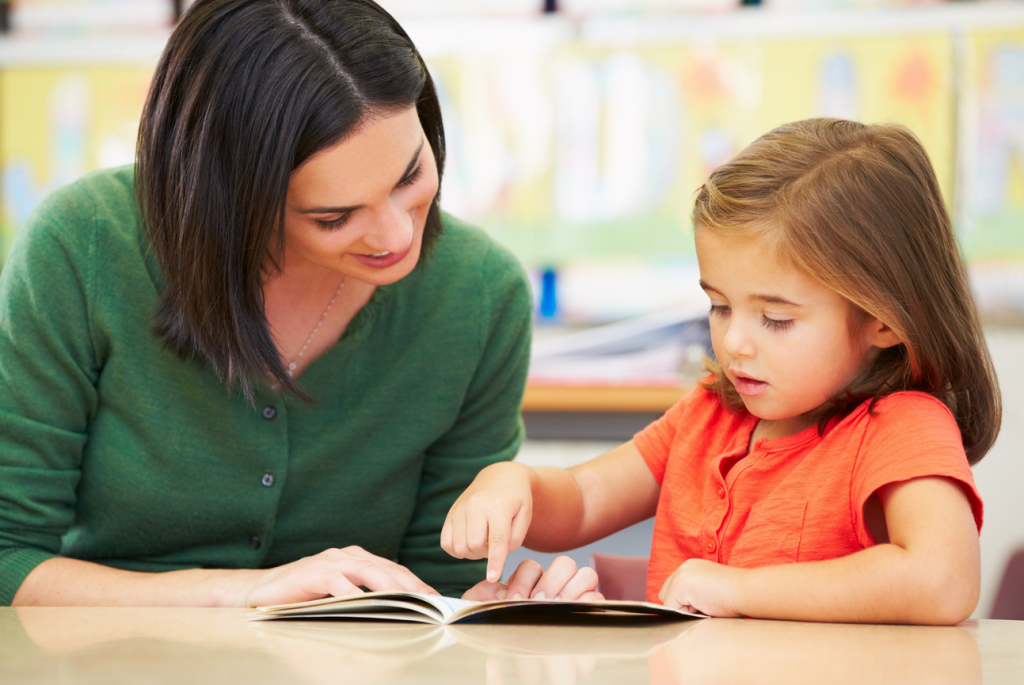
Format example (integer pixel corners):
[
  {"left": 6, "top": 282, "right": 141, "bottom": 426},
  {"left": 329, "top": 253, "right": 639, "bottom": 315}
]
[
  {"left": 554, "top": 594, "right": 562, "bottom": 600},
  {"left": 511, "top": 593, "right": 521, "bottom": 600},
  {"left": 497, "top": 589, "right": 507, "bottom": 599},
  {"left": 487, "top": 569, "right": 498, "bottom": 582},
  {"left": 534, "top": 591, "right": 546, "bottom": 600}
]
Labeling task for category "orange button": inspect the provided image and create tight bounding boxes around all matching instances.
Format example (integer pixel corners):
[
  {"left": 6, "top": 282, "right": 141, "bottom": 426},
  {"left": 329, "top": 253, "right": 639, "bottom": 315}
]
[
  {"left": 717, "top": 486, "right": 725, "bottom": 499},
  {"left": 706, "top": 539, "right": 717, "bottom": 553}
]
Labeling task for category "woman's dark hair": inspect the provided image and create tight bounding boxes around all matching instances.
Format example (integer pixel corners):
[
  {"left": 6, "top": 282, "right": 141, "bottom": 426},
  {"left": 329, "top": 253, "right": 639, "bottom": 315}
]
[{"left": 137, "top": 0, "right": 446, "bottom": 401}]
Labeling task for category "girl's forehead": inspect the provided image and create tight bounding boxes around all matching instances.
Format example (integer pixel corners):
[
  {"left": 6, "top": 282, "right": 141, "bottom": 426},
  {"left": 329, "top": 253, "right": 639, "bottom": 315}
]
[{"left": 696, "top": 228, "right": 839, "bottom": 305}]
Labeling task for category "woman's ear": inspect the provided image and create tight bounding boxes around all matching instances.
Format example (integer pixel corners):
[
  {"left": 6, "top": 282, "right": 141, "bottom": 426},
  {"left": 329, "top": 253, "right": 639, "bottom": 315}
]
[{"left": 865, "top": 317, "right": 902, "bottom": 350}]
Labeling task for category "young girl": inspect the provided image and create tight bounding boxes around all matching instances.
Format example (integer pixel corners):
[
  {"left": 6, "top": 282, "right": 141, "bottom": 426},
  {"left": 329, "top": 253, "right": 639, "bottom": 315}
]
[{"left": 442, "top": 118, "right": 1000, "bottom": 624}]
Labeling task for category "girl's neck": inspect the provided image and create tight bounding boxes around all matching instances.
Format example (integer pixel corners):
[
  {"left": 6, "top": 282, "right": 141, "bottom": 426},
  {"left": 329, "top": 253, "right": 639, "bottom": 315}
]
[{"left": 748, "top": 414, "right": 817, "bottom": 449}]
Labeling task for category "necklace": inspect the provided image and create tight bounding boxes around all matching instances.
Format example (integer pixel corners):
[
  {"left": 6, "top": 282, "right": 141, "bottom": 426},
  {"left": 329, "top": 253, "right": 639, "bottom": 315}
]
[{"left": 286, "top": 276, "right": 347, "bottom": 377}]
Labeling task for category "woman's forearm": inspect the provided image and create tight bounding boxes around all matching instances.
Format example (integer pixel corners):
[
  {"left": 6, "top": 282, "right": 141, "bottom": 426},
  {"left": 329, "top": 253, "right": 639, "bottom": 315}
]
[
  {"left": 12, "top": 545, "right": 438, "bottom": 608},
  {"left": 11, "top": 557, "right": 252, "bottom": 607}
]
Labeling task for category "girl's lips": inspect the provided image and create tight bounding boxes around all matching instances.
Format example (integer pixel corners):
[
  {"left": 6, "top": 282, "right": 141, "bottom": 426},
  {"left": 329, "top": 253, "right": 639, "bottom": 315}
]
[
  {"left": 350, "top": 247, "right": 410, "bottom": 269},
  {"left": 732, "top": 375, "right": 768, "bottom": 397}
]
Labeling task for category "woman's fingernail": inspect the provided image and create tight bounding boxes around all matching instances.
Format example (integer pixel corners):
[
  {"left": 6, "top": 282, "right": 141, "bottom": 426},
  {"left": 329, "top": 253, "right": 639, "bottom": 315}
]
[
  {"left": 487, "top": 569, "right": 498, "bottom": 582},
  {"left": 497, "top": 589, "right": 507, "bottom": 599},
  {"left": 554, "top": 594, "right": 562, "bottom": 600},
  {"left": 534, "top": 591, "right": 546, "bottom": 600},
  {"left": 511, "top": 593, "right": 521, "bottom": 600}
]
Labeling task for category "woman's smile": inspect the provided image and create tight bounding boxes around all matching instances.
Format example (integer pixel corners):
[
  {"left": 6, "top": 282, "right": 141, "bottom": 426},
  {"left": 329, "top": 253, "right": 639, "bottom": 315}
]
[{"left": 351, "top": 246, "right": 411, "bottom": 269}]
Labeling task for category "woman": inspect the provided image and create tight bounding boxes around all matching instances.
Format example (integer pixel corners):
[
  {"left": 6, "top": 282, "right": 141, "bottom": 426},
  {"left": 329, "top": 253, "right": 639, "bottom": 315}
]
[{"left": 0, "top": 0, "right": 596, "bottom": 606}]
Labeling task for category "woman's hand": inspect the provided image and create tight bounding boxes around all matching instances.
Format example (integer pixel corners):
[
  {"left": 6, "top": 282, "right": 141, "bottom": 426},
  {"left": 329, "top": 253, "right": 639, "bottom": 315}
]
[
  {"left": 658, "top": 559, "right": 745, "bottom": 617},
  {"left": 441, "top": 461, "right": 536, "bottom": 583},
  {"left": 230, "top": 546, "right": 437, "bottom": 608},
  {"left": 463, "top": 556, "right": 603, "bottom": 602}
]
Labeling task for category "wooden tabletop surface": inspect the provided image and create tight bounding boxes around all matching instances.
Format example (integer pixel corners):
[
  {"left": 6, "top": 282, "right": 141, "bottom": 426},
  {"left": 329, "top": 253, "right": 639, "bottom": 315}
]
[
  {"left": 3, "top": 607, "right": 1022, "bottom": 684},
  {"left": 522, "top": 384, "right": 688, "bottom": 413}
]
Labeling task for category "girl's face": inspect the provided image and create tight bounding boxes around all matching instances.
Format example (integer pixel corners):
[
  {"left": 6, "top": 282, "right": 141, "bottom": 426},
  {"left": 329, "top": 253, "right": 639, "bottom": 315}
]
[
  {"left": 695, "top": 227, "right": 888, "bottom": 438},
  {"left": 280, "top": 106, "right": 439, "bottom": 285}
]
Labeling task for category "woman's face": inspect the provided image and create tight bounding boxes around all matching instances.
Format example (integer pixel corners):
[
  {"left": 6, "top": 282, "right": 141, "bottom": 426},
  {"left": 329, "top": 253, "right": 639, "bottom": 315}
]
[{"left": 280, "top": 106, "right": 439, "bottom": 285}]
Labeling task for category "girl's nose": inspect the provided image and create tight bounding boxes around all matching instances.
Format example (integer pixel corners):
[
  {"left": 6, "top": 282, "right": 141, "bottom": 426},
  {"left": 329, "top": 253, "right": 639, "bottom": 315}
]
[{"left": 722, "top": 320, "right": 755, "bottom": 359}]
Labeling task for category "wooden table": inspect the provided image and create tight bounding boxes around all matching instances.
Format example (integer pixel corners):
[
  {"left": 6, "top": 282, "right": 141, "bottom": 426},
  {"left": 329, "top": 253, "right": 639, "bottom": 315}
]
[
  {"left": 3, "top": 607, "right": 1022, "bottom": 684},
  {"left": 521, "top": 384, "right": 688, "bottom": 441},
  {"left": 522, "top": 384, "right": 688, "bottom": 413}
]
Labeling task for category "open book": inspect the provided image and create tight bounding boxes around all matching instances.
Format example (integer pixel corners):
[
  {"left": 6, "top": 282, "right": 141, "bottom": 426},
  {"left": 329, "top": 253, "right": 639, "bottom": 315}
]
[{"left": 248, "top": 591, "right": 704, "bottom": 625}]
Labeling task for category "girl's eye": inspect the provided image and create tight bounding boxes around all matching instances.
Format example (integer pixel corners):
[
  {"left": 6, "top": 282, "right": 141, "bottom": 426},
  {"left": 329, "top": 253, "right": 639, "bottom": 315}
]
[
  {"left": 709, "top": 304, "right": 730, "bottom": 317},
  {"left": 315, "top": 213, "right": 352, "bottom": 231},
  {"left": 395, "top": 163, "right": 423, "bottom": 189},
  {"left": 762, "top": 316, "right": 794, "bottom": 332}
]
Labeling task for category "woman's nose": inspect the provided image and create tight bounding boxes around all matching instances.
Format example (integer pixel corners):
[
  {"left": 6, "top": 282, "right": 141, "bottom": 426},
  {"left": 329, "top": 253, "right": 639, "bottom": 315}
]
[{"left": 363, "top": 200, "right": 414, "bottom": 253}]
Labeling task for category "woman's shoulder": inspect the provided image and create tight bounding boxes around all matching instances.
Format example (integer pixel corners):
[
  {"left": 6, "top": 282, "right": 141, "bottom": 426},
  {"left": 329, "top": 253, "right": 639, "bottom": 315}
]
[
  {"left": 7, "top": 166, "right": 140, "bottom": 269},
  {"left": 433, "top": 212, "right": 525, "bottom": 278},
  {"left": 17, "top": 165, "right": 139, "bottom": 247},
  {"left": 412, "top": 212, "right": 530, "bottom": 307}
]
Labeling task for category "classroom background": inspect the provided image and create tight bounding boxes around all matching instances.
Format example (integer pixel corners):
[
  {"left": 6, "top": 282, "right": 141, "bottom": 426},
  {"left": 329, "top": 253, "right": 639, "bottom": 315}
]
[{"left": 0, "top": 0, "right": 1022, "bottom": 618}]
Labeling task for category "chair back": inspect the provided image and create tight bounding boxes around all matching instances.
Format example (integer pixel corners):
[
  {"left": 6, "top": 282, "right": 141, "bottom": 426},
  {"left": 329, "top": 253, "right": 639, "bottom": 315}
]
[
  {"left": 991, "top": 547, "right": 1024, "bottom": 620},
  {"left": 590, "top": 553, "right": 649, "bottom": 602}
]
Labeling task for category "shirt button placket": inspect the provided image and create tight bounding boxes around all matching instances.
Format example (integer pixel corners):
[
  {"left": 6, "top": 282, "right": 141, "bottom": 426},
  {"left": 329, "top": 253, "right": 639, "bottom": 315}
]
[{"left": 252, "top": 399, "right": 286, "bottom": 557}]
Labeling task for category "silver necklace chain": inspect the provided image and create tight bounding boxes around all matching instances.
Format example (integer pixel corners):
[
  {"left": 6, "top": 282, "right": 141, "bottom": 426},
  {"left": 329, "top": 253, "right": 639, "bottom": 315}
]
[{"left": 286, "top": 276, "right": 347, "bottom": 377}]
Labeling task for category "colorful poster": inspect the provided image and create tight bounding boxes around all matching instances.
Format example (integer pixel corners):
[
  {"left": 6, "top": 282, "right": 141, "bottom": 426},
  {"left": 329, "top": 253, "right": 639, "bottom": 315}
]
[{"left": 0, "top": 66, "right": 153, "bottom": 256}]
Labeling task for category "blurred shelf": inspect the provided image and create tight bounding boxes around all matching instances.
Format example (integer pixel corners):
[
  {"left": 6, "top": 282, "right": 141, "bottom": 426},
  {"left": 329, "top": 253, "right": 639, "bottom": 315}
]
[
  {"left": 581, "top": 3, "right": 1024, "bottom": 44},
  {"left": 3, "top": 3, "right": 1024, "bottom": 67},
  {"left": 0, "top": 33, "right": 170, "bottom": 66},
  {"left": 522, "top": 382, "right": 687, "bottom": 413}
]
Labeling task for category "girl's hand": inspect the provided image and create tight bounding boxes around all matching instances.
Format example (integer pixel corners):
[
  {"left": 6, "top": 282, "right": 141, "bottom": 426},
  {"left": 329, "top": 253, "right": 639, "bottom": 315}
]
[
  {"left": 463, "top": 556, "right": 603, "bottom": 602},
  {"left": 230, "top": 546, "right": 437, "bottom": 608},
  {"left": 658, "top": 559, "right": 745, "bottom": 617},
  {"left": 441, "top": 461, "right": 535, "bottom": 583}
]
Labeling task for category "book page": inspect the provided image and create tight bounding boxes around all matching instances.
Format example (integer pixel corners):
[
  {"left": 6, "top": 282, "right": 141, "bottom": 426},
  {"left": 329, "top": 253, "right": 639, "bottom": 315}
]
[{"left": 249, "top": 592, "right": 464, "bottom": 623}]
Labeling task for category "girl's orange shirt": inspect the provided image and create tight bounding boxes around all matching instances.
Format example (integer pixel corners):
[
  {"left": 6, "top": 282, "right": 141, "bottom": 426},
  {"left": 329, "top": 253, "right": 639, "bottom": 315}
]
[{"left": 634, "top": 385, "right": 983, "bottom": 604}]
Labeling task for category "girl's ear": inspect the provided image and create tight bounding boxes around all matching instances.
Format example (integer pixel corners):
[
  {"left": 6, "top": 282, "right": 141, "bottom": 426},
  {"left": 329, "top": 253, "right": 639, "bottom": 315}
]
[{"left": 865, "top": 317, "right": 902, "bottom": 350}]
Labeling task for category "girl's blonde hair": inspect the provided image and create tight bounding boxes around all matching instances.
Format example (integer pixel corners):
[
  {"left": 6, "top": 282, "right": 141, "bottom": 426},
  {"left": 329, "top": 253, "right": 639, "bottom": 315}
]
[{"left": 693, "top": 118, "right": 1000, "bottom": 464}]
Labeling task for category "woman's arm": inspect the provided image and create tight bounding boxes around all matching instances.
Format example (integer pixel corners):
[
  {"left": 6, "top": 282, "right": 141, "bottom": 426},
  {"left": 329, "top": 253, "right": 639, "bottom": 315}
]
[
  {"left": 13, "top": 546, "right": 437, "bottom": 607},
  {"left": 660, "top": 476, "right": 980, "bottom": 624},
  {"left": 442, "top": 440, "right": 661, "bottom": 585}
]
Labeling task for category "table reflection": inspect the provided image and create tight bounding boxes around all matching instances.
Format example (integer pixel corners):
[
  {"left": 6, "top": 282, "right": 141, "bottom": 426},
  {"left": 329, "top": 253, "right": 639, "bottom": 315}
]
[
  {"left": 648, "top": 617, "right": 981, "bottom": 685},
  {"left": 2, "top": 607, "right": 993, "bottom": 685}
]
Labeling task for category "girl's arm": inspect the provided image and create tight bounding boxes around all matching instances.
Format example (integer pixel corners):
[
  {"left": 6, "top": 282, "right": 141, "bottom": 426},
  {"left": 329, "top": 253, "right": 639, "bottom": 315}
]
[
  {"left": 441, "top": 440, "right": 661, "bottom": 586},
  {"left": 660, "top": 475, "right": 980, "bottom": 624}
]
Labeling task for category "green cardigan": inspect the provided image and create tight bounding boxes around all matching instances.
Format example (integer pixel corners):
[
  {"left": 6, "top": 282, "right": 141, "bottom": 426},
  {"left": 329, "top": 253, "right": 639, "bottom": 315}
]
[{"left": 0, "top": 166, "right": 532, "bottom": 604}]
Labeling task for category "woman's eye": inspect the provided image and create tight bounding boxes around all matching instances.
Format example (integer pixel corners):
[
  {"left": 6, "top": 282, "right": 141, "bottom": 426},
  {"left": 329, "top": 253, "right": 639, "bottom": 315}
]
[
  {"left": 315, "top": 214, "right": 352, "bottom": 231},
  {"left": 709, "top": 304, "right": 730, "bottom": 317},
  {"left": 762, "top": 316, "right": 794, "bottom": 332},
  {"left": 395, "top": 163, "right": 423, "bottom": 189}
]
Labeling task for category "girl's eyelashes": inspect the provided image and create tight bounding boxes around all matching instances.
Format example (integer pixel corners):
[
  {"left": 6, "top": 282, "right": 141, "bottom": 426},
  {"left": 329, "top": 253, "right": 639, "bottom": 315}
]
[
  {"left": 762, "top": 316, "right": 794, "bottom": 332},
  {"left": 709, "top": 304, "right": 793, "bottom": 332},
  {"left": 315, "top": 213, "right": 352, "bottom": 231},
  {"left": 395, "top": 163, "right": 423, "bottom": 189}
]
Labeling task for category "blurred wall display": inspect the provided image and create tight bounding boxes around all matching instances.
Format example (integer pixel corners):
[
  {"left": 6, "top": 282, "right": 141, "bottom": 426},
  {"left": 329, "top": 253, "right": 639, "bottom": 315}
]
[
  {"left": 0, "top": 65, "right": 152, "bottom": 256},
  {"left": 426, "top": 19, "right": 956, "bottom": 320},
  {"left": 960, "top": 28, "right": 1024, "bottom": 315},
  {"left": 7, "top": 0, "right": 172, "bottom": 33},
  {"left": 1, "top": 5, "right": 1022, "bottom": 321}
]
